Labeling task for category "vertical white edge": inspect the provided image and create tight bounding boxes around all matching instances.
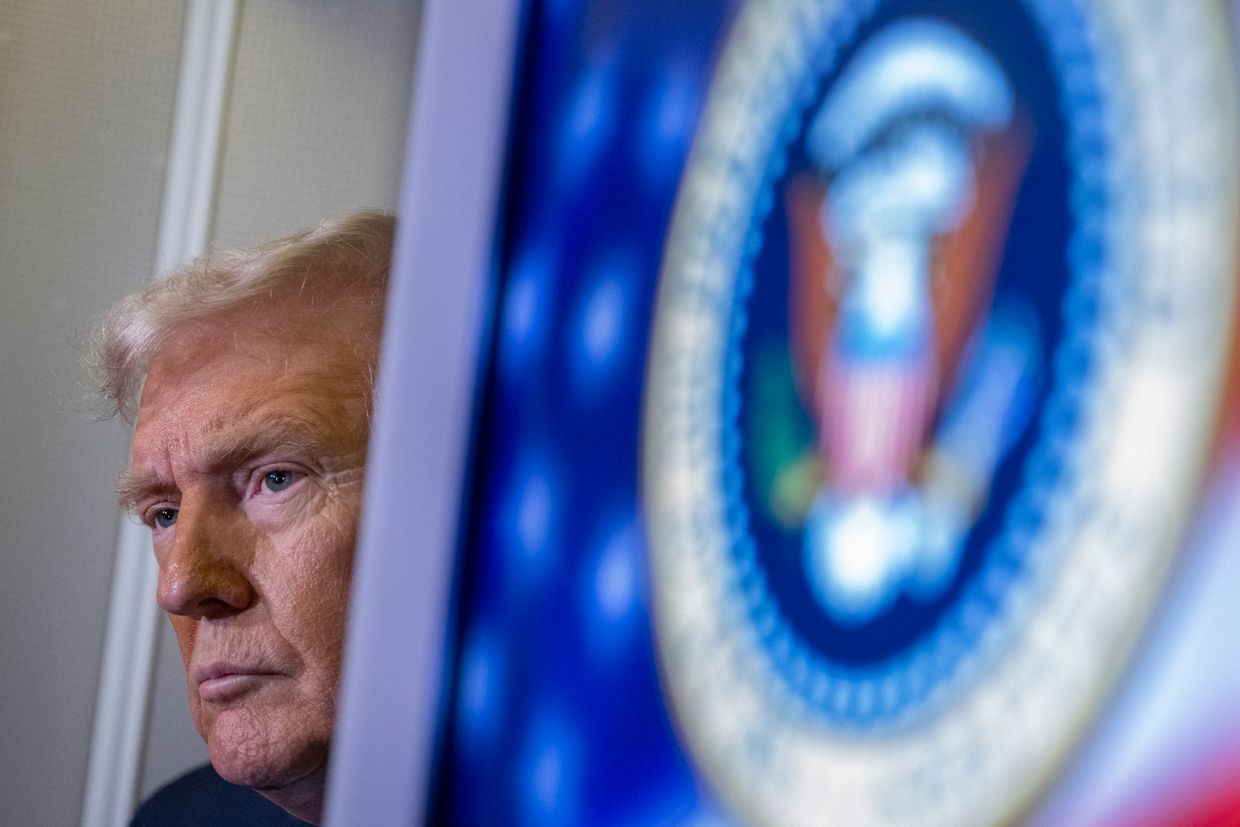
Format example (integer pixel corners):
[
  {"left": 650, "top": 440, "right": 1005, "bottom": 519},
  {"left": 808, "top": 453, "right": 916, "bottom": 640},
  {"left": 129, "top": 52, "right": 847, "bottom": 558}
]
[
  {"left": 80, "top": 522, "right": 162, "bottom": 827},
  {"left": 80, "top": 2, "right": 238, "bottom": 825},
  {"left": 324, "top": 0, "right": 520, "bottom": 824},
  {"left": 156, "top": 0, "right": 239, "bottom": 274}
]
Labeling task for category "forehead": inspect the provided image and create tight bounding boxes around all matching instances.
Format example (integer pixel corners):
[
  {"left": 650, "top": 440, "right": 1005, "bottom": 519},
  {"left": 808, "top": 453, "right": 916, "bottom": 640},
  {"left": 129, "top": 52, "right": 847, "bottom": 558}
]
[{"left": 131, "top": 299, "right": 375, "bottom": 463}]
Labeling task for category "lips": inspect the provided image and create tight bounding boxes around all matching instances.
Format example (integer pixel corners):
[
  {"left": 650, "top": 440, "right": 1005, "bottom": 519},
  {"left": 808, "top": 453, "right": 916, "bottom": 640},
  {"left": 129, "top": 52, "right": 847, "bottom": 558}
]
[{"left": 194, "top": 661, "right": 281, "bottom": 702}]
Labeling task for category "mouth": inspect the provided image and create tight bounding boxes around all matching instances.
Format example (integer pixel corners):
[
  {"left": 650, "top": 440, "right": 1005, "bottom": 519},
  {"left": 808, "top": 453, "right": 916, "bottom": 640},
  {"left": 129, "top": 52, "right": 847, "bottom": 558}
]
[{"left": 194, "top": 662, "right": 282, "bottom": 703}]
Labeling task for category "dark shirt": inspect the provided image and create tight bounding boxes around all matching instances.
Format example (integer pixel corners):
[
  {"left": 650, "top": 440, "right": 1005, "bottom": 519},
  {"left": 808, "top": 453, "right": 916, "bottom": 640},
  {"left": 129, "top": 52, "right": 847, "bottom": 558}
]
[{"left": 130, "top": 764, "right": 311, "bottom": 827}]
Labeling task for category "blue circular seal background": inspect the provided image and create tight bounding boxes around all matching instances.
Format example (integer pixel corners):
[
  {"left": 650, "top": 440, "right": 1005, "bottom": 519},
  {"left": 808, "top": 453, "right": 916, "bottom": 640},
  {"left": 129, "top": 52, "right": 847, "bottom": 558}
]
[
  {"left": 721, "top": 0, "right": 1103, "bottom": 726},
  {"left": 643, "top": 0, "right": 1237, "bottom": 822}
]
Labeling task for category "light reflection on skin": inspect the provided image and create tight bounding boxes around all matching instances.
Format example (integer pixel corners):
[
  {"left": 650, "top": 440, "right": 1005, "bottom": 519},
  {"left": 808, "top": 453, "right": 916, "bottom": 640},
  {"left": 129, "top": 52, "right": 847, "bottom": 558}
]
[{"left": 119, "top": 289, "right": 377, "bottom": 825}]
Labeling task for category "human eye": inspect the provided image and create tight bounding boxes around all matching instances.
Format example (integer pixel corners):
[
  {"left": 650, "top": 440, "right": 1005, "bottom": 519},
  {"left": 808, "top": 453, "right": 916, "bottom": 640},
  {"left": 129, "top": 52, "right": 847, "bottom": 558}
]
[
  {"left": 144, "top": 506, "right": 178, "bottom": 531},
  {"left": 247, "top": 466, "right": 306, "bottom": 499},
  {"left": 262, "top": 469, "right": 298, "bottom": 493}
]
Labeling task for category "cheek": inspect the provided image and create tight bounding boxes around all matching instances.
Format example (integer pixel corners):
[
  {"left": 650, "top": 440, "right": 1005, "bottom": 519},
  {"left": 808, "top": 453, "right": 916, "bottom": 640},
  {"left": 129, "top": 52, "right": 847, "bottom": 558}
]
[
  {"left": 169, "top": 617, "right": 210, "bottom": 737},
  {"left": 299, "top": 528, "right": 355, "bottom": 645},
  {"left": 169, "top": 615, "right": 198, "bottom": 667},
  {"left": 273, "top": 510, "right": 358, "bottom": 591},
  {"left": 261, "top": 513, "right": 358, "bottom": 674},
  {"left": 250, "top": 482, "right": 360, "bottom": 544}
]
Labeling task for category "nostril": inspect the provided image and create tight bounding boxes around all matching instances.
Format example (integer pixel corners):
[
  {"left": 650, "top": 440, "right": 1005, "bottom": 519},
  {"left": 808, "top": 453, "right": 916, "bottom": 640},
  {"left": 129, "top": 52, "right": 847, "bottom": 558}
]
[
  {"left": 157, "top": 563, "right": 255, "bottom": 618},
  {"left": 197, "top": 596, "right": 243, "bottom": 620}
]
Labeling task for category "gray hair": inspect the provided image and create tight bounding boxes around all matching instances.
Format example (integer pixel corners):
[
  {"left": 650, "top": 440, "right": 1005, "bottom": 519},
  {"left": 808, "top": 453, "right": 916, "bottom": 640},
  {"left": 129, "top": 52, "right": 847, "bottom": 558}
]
[{"left": 88, "top": 209, "right": 395, "bottom": 421}]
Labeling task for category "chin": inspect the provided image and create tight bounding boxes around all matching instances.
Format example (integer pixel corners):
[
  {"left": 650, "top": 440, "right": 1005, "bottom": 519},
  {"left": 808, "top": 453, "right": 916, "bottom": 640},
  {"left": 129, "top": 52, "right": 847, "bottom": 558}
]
[
  {"left": 208, "top": 728, "right": 329, "bottom": 824},
  {"left": 206, "top": 708, "right": 329, "bottom": 792}
]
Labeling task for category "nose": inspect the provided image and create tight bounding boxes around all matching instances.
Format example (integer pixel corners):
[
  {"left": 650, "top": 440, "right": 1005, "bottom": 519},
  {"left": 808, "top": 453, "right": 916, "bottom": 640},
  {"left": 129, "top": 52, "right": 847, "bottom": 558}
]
[{"left": 156, "top": 490, "right": 256, "bottom": 620}]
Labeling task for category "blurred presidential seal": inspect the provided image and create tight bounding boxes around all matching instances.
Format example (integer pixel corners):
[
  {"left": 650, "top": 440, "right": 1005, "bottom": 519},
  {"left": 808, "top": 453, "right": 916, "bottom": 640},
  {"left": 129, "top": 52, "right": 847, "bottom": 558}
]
[{"left": 642, "top": 0, "right": 1238, "bottom": 825}]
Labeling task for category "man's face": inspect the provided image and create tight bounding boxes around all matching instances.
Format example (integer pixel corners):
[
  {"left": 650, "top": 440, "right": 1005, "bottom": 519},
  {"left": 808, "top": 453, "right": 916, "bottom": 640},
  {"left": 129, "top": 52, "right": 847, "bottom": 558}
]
[{"left": 123, "top": 295, "right": 374, "bottom": 815}]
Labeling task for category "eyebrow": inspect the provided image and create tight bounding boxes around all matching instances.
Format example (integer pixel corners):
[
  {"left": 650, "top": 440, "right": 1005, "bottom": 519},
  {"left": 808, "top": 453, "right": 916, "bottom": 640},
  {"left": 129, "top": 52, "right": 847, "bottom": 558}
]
[
  {"left": 116, "top": 467, "right": 177, "bottom": 514},
  {"left": 115, "top": 413, "right": 337, "bottom": 513}
]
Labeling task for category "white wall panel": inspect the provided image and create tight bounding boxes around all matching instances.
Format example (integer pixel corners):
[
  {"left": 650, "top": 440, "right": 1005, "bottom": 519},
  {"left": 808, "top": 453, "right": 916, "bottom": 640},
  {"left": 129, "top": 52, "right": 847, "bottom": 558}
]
[
  {"left": 211, "top": 0, "right": 421, "bottom": 249},
  {"left": 0, "top": 3, "right": 187, "bottom": 826}
]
